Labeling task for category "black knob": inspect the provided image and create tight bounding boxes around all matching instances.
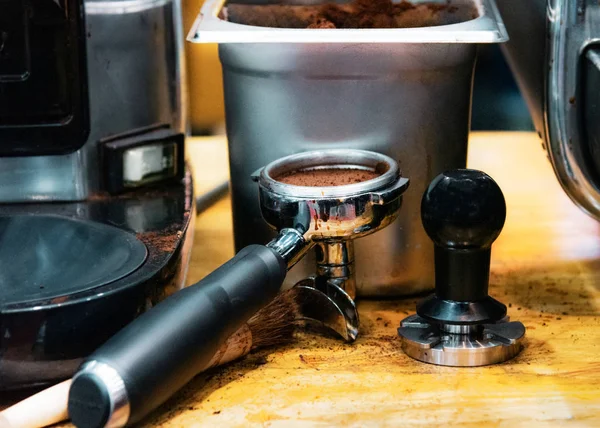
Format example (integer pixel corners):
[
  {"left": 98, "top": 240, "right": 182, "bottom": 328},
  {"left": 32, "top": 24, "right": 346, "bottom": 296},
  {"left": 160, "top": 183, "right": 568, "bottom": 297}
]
[
  {"left": 421, "top": 169, "right": 506, "bottom": 250},
  {"left": 417, "top": 169, "right": 507, "bottom": 325}
]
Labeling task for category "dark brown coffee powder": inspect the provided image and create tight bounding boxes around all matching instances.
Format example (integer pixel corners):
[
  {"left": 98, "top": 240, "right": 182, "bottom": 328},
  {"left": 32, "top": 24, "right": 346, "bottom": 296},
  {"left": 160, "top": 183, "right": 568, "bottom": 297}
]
[
  {"left": 276, "top": 168, "right": 381, "bottom": 187},
  {"left": 224, "top": 0, "right": 477, "bottom": 30}
]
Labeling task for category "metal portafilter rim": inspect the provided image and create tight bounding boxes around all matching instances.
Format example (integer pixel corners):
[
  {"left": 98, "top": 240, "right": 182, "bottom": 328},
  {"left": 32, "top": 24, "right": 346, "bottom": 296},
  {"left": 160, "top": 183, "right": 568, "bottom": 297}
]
[
  {"left": 256, "top": 149, "right": 400, "bottom": 199},
  {"left": 254, "top": 149, "right": 409, "bottom": 242}
]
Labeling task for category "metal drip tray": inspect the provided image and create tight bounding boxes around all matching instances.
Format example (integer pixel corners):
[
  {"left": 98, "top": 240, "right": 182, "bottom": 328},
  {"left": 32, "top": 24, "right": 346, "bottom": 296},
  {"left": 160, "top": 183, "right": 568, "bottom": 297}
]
[{"left": 0, "top": 215, "right": 147, "bottom": 308}]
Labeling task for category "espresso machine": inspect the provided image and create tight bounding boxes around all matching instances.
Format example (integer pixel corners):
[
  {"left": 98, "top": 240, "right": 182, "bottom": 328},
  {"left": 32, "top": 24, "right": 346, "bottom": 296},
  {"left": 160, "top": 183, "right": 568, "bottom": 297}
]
[
  {"left": 0, "top": 0, "right": 194, "bottom": 391},
  {"left": 496, "top": 0, "right": 600, "bottom": 221}
]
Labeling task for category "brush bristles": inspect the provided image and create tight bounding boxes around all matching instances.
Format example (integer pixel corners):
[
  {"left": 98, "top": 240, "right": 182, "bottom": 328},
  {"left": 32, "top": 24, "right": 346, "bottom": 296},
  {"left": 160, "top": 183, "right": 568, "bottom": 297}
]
[{"left": 247, "top": 291, "right": 297, "bottom": 349}]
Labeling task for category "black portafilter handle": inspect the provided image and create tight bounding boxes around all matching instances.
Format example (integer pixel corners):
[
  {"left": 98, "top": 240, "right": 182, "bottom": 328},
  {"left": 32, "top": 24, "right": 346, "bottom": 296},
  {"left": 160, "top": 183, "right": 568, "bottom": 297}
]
[
  {"left": 67, "top": 245, "right": 287, "bottom": 428},
  {"left": 417, "top": 169, "right": 508, "bottom": 325}
]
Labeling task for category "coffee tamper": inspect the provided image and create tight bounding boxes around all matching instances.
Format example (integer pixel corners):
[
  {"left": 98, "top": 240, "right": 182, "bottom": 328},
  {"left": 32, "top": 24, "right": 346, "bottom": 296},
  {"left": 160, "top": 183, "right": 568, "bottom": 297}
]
[{"left": 398, "top": 169, "right": 525, "bottom": 367}]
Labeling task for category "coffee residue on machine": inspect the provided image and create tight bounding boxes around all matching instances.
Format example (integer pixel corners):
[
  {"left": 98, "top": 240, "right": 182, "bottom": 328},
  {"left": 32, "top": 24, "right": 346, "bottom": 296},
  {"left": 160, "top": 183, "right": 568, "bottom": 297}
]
[
  {"left": 276, "top": 168, "right": 381, "bottom": 187},
  {"left": 222, "top": 0, "right": 477, "bottom": 29}
]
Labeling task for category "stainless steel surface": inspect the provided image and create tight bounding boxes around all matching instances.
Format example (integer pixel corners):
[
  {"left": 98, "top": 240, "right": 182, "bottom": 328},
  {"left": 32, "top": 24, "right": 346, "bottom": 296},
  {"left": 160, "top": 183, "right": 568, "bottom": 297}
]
[
  {"left": 585, "top": 48, "right": 600, "bottom": 176},
  {"left": 498, "top": 0, "right": 600, "bottom": 222},
  {"left": 188, "top": 0, "right": 508, "bottom": 296},
  {"left": 397, "top": 314, "right": 525, "bottom": 367},
  {"left": 495, "top": 0, "right": 547, "bottom": 139},
  {"left": 0, "top": 215, "right": 148, "bottom": 308},
  {"left": 73, "top": 361, "right": 131, "bottom": 428},
  {"left": 224, "top": 42, "right": 473, "bottom": 297},
  {"left": 439, "top": 323, "right": 479, "bottom": 335},
  {"left": 287, "top": 278, "right": 359, "bottom": 342},
  {"left": 0, "top": 0, "right": 187, "bottom": 202},
  {"left": 543, "top": 0, "right": 600, "bottom": 220},
  {"left": 266, "top": 228, "right": 312, "bottom": 269},
  {"left": 265, "top": 217, "right": 360, "bottom": 342},
  {"left": 315, "top": 241, "right": 355, "bottom": 299}
]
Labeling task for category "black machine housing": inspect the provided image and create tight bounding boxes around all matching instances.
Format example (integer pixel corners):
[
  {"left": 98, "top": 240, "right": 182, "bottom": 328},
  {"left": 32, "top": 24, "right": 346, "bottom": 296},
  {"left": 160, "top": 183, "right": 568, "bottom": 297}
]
[{"left": 0, "top": 0, "right": 90, "bottom": 156}]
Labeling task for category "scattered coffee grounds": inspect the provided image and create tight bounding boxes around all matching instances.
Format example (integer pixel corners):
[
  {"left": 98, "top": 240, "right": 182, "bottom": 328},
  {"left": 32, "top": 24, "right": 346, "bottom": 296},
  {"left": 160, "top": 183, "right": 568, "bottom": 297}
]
[
  {"left": 308, "top": 17, "right": 337, "bottom": 28},
  {"left": 276, "top": 168, "right": 381, "bottom": 187},
  {"left": 136, "top": 228, "right": 181, "bottom": 253},
  {"left": 223, "top": 0, "right": 477, "bottom": 29}
]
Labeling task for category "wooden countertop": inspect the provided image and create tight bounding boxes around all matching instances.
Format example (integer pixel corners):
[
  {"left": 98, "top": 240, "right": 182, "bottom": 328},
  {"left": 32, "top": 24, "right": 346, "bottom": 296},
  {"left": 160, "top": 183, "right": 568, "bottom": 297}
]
[
  {"left": 7, "top": 131, "right": 600, "bottom": 427},
  {"left": 141, "top": 132, "right": 600, "bottom": 427}
]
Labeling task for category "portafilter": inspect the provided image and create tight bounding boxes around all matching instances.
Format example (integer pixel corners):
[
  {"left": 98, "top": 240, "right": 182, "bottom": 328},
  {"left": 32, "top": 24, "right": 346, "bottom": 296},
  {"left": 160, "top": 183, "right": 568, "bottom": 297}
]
[{"left": 66, "top": 149, "right": 409, "bottom": 428}]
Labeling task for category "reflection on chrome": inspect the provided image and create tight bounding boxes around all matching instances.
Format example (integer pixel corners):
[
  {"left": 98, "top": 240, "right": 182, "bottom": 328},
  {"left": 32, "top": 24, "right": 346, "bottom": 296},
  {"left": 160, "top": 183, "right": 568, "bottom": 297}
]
[{"left": 85, "top": 0, "right": 172, "bottom": 15}]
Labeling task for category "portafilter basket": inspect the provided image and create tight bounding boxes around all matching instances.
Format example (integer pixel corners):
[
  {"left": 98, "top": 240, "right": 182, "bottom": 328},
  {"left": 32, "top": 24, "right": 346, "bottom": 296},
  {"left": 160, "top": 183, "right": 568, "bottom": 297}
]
[{"left": 257, "top": 150, "right": 407, "bottom": 240}]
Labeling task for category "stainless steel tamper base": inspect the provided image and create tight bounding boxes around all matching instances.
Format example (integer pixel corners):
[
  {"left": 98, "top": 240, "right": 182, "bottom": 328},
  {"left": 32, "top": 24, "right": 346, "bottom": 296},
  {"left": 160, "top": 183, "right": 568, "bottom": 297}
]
[{"left": 397, "top": 314, "right": 525, "bottom": 367}]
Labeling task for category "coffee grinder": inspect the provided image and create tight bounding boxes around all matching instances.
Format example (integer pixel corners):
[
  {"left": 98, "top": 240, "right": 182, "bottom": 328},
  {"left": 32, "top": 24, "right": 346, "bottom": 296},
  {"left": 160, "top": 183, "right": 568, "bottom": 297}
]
[{"left": 0, "top": 0, "right": 194, "bottom": 390}]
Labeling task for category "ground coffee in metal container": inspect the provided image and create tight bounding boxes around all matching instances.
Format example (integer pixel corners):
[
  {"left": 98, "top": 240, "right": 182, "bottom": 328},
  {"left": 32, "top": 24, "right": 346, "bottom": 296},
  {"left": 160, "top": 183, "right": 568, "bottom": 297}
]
[
  {"left": 223, "top": 0, "right": 478, "bottom": 29},
  {"left": 188, "top": 0, "right": 508, "bottom": 297}
]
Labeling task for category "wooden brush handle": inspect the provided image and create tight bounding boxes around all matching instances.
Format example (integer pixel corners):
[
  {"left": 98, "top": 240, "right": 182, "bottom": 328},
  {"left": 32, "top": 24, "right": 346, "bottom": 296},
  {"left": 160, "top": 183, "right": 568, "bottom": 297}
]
[
  {"left": 0, "top": 379, "right": 71, "bottom": 428},
  {"left": 205, "top": 324, "right": 253, "bottom": 369}
]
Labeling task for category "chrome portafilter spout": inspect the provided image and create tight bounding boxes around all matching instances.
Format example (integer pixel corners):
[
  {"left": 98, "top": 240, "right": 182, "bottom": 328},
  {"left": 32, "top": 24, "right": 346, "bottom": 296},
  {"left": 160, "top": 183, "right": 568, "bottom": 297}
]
[
  {"left": 253, "top": 149, "right": 410, "bottom": 342},
  {"left": 397, "top": 169, "right": 525, "bottom": 367}
]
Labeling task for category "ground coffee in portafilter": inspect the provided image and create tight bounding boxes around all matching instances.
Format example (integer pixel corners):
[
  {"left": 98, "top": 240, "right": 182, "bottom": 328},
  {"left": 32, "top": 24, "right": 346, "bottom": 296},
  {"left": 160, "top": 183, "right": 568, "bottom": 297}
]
[{"left": 276, "top": 168, "right": 381, "bottom": 187}]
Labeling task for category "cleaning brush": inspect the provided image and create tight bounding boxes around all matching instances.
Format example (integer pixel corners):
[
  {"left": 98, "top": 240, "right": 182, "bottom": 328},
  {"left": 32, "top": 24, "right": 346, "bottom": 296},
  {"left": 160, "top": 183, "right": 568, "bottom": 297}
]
[{"left": 0, "top": 291, "right": 296, "bottom": 428}]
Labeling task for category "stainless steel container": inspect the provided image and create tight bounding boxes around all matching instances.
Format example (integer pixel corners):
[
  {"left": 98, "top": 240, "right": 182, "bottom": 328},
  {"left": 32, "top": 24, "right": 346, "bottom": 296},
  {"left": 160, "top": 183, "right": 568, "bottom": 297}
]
[
  {"left": 0, "top": 0, "right": 187, "bottom": 202},
  {"left": 188, "top": 0, "right": 507, "bottom": 296}
]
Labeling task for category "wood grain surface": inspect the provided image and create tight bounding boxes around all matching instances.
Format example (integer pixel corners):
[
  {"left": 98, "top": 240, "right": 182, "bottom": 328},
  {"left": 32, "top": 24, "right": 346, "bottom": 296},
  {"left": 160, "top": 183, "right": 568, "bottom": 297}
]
[
  {"left": 6, "top": 132, "right": 600, "bottom": 427},
  {"left": 143, "top": 132, "right": 600, "bottom": 427}
]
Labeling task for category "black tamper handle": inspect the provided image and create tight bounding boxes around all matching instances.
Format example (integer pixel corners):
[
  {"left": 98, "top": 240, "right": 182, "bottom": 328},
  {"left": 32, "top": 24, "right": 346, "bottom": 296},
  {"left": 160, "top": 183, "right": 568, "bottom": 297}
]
[
  {"left": 421, "top": 169, "right": 506, "bottom": 302},
  {"left": 418, "top": 169, "right": 507, "bottom": 324},
  {"left": 68, "top": 245, "right": 287, "bottom": 428},
  {"left": 433, "top": 247, "right": 492, "bottom": 301}
]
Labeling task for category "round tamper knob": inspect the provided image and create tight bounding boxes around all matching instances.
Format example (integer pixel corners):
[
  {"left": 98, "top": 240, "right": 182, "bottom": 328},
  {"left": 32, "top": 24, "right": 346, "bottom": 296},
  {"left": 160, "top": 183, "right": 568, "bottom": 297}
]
[
  {"left": 421, "top": 169, "right": 506, "bottom": 249},
  {"left": 417, "top": 169, "right": 507, "bottom": 324}
]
